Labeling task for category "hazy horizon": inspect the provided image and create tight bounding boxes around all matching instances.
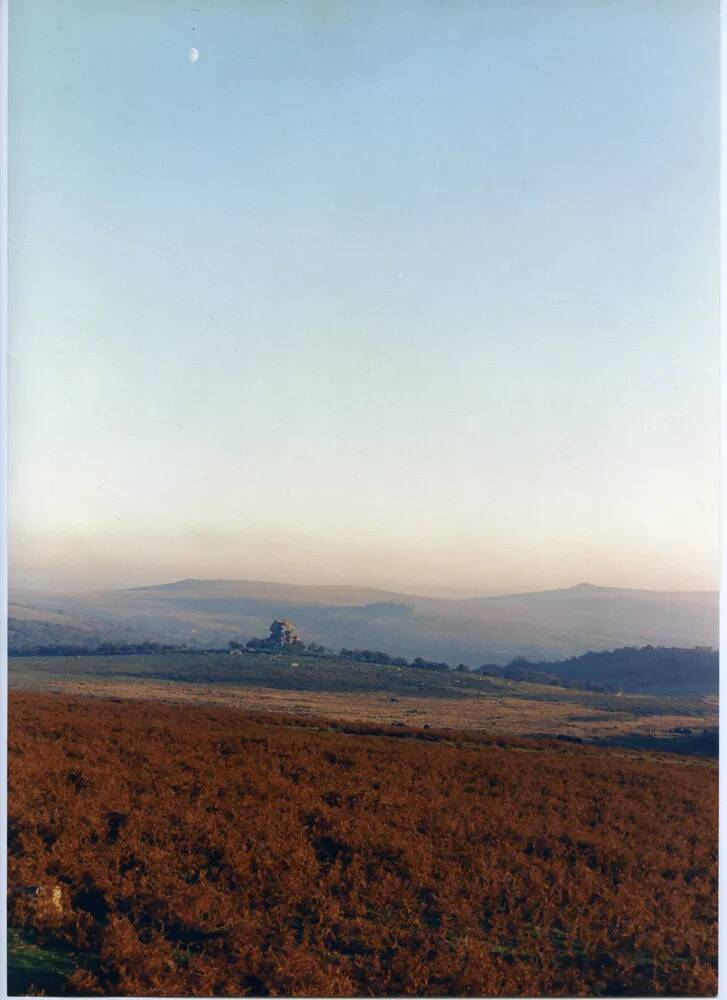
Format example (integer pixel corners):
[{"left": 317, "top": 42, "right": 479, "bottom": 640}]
[
  {"left": 10, "top": 0, "right": 719, "bottom": 597},
  {"left": 8, "top": 553, "right": 720, "bottom": 601}
]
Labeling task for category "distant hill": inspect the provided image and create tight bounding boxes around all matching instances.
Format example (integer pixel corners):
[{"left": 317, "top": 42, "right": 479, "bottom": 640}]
[
  {"left": 8, "top": 605, "right": 102, "bottom": 651},
  {"left": 490, "top": 644, "right": 718, "bottom": 696},
  {"left": 127, "top": 578, "right": 408, "bottom": 607},
  {"left": 9, "top": 579, "right": 718, "bottom": 674}
]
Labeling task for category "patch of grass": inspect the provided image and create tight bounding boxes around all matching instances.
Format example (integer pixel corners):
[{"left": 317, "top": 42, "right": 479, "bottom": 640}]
[
  {"left": 7, "top": 928, "right": 88, "bottom": 996},
  {"left": 9, "top": 651, "right": 501, "bottom": 699}
]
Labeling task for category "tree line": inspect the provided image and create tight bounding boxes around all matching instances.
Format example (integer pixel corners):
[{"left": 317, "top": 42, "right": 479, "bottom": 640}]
[{"left": 8, "top": 641, "right": 196, "bottom": 658}]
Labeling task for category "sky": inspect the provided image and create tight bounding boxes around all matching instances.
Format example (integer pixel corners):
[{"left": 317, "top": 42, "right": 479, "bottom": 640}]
[{"left": 8, "top": 0, "right": 720, "bottom": 595}]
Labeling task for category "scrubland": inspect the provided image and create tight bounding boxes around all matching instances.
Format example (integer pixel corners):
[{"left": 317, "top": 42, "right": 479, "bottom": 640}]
[
  {"left": 8, "top": 692, "right": 717, "bottom": 996},
  {"left": 9, "top": 651, "right": 717, "bottom": 751}
]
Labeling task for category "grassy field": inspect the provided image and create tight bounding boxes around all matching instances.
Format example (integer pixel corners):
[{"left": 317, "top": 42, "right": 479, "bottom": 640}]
[
  {"left": 9, "top": 652, "right": 717, "bottom": 753},
  {"left": 9, "top": 651, "right": 498, "bottom": 698}
]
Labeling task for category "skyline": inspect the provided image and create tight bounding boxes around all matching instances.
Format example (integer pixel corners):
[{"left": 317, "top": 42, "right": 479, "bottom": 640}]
[
  {"left": 9, "top": 0, "right": 720, "bottom": 595},
  {"left": 10, "top": 570, "right": 720, "bottom": 602}
]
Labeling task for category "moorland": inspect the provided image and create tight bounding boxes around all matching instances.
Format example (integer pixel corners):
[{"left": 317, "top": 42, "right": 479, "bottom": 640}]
[
  {"left": 8, "top": 647, "right": 718, "bottom": 753},
  {"left": 9, "top": 577, "right": 718, "bottom": 667},
  {"left": 8, "top": 609, "right": 719, "bottom": 997},
  {"left": 8, "top": 692, "right": 717, "bottom": 997}
]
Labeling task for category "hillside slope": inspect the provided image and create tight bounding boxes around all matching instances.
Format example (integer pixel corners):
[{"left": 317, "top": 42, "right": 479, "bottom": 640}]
[
  {"left": 10, "top": 579, "right": 718, "bottom": 667},
  {"left": 494, "top": 644, "right": 718, "bottom": 696}
]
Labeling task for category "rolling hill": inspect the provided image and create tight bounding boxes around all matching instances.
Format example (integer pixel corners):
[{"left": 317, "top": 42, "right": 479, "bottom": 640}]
[{"left": 10, "top": 578, "right": 718, "bottom": 670}]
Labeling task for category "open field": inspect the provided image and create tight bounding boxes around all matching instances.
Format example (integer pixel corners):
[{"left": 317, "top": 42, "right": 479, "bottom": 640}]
[
  {"left": 9, "top": 651, "right": 500, "bottom": 698},
  {"left": 10, "top": 652, "right": 718, "bottom": 753},
  {"left": 8, "top": 692, "right": 717, "bottom": 996},
  {"left": 10, "top": 677, "right": 719, "bottom": 754}
]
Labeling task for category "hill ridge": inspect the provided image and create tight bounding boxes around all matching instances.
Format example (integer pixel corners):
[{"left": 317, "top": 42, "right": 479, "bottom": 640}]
[{"left": 9, "top": 577, "right": 718, "bottom": 668}]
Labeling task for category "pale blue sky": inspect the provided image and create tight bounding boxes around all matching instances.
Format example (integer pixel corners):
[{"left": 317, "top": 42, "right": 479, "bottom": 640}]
[{"left": 9, "top": 0, "right": 719, "bottom": 593}]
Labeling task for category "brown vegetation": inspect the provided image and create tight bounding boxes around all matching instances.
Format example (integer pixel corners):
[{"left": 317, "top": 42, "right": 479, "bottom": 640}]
[
  {"left": 21, "top": 674, "right": 717, "bottom": 749},
  {"left": 8, "top": 692, "right": 717, "bottom": 996}
]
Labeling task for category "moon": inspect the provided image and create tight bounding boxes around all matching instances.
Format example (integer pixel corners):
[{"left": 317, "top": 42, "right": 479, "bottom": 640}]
[{"left": 188, "top": 47, "right": 199, "bottom": 63}]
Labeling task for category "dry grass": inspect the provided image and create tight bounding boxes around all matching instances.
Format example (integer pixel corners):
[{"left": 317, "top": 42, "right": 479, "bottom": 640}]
[{"left": 32, "top": 676, "right": 716, "bottom": 746}]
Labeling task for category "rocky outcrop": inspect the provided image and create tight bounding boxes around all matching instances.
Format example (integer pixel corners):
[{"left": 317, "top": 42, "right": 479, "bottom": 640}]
[{"left": 269, "top": 620, "right": 299, "bottom": 648}]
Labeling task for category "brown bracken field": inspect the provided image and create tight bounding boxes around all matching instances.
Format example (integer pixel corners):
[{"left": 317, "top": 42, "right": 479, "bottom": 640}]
[{"left": 8, "top": 692, "right": 717, "bottom": 997}]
